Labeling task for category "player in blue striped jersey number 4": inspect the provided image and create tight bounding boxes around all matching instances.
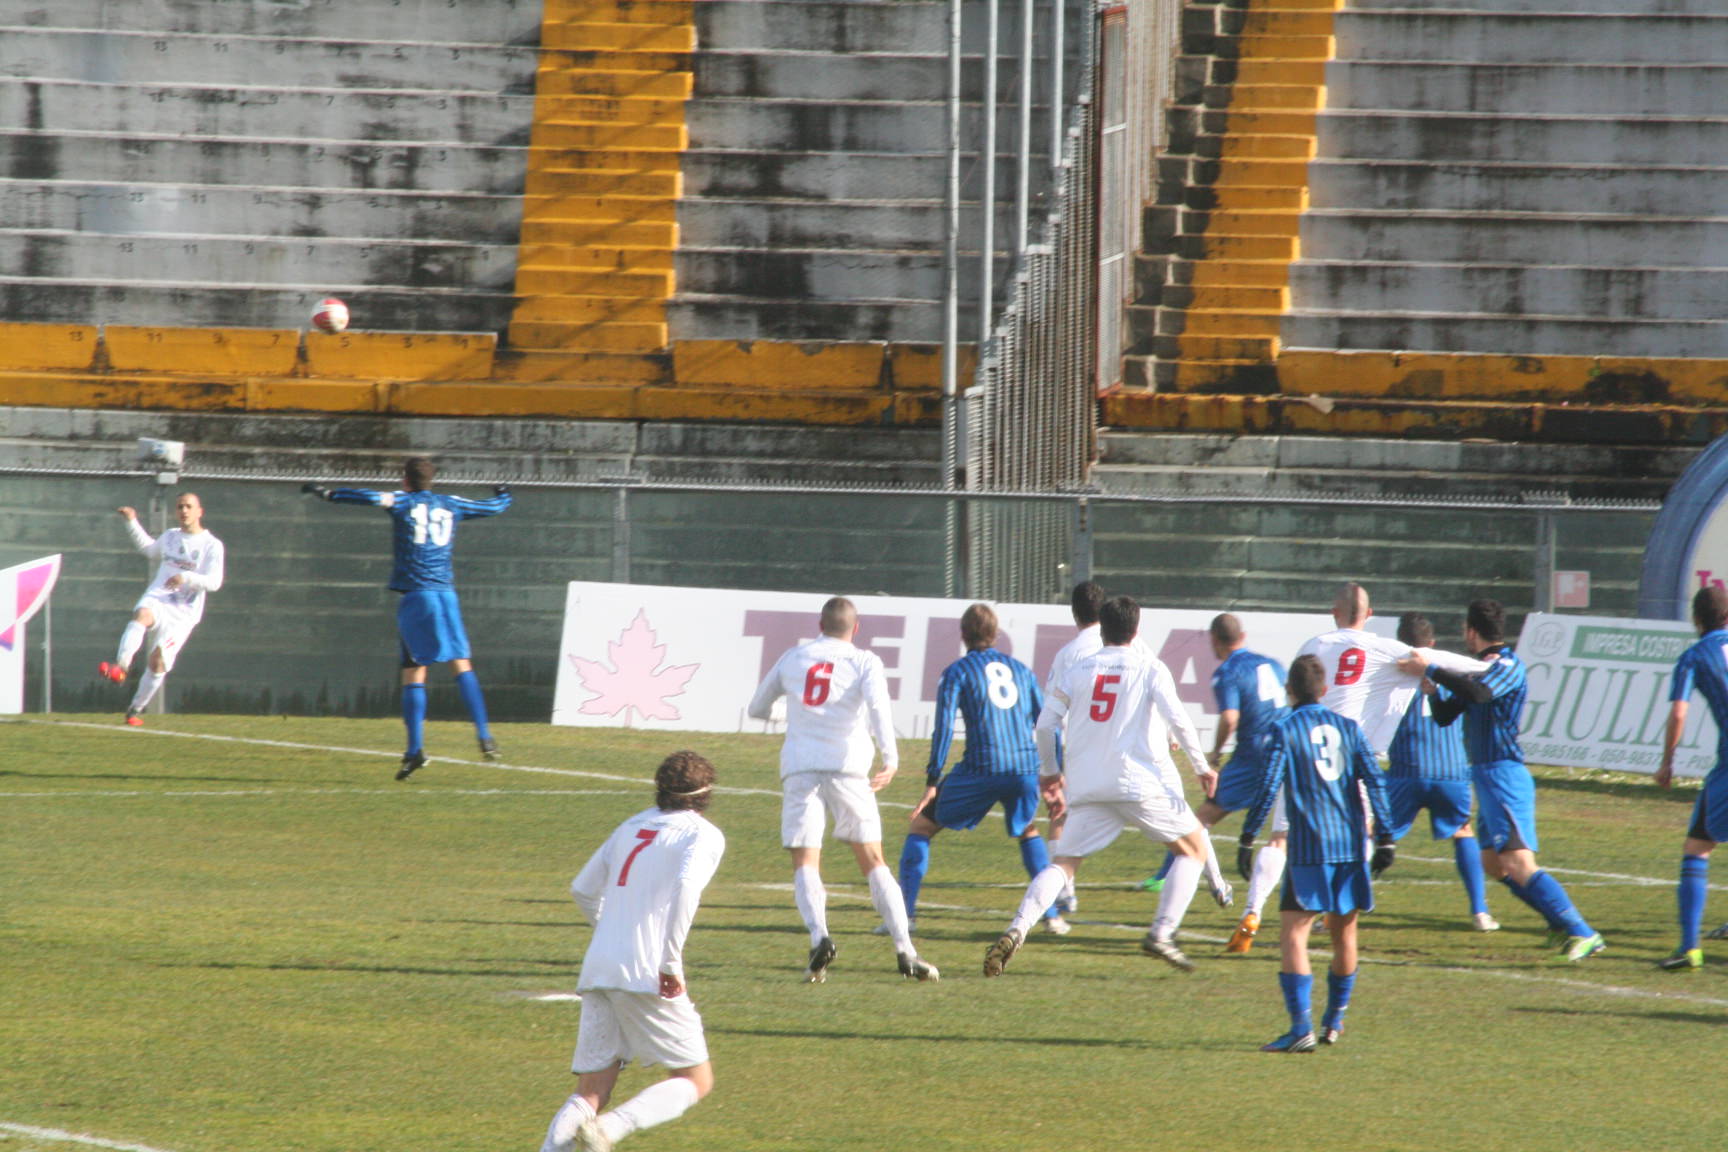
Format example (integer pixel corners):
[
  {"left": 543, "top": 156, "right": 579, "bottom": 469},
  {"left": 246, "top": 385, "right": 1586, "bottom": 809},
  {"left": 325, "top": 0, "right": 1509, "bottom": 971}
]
[
  {"left": 1239, "top": 655, "right": 1396, "bottom": 1053},
  {"left": 301, "top": 457, "right": 511, "bottom": 780},
  {"left": 888, "top": 604, "right": 1067, "bottom": 937},
  {"left": 1654, "top": 585, "right": 1728, "bottom": 969},
  {"left": 1410, "top": 599, "right": 1605, "bottom": 962}
]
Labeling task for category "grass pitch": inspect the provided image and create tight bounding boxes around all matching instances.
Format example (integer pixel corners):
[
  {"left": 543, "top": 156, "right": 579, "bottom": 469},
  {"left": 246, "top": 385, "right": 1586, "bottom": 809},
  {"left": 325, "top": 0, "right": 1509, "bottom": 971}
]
[{"left": 1, "top": 714, "right": 1723, "bottom": 1152}]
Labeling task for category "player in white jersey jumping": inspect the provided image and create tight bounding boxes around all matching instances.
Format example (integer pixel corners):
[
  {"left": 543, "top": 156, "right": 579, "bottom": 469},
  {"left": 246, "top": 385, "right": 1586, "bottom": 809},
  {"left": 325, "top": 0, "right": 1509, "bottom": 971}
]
[
  {"left": 984, "top": 595, "right": 1221, "bottom": 975},
  {"left": 538, "top": 751, "right": 725, "bottom": 1152},
  {"left": 747, "top": 596, "right": 938, "bottom": 984},
  {"left": 97, "top": 493, "right": 226, "bottom": 727}
]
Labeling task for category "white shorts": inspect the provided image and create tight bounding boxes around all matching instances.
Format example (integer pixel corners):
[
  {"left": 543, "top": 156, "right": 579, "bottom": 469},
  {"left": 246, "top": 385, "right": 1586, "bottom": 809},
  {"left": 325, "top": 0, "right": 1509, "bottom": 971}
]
[
  {"left": 133, "top": 595, "right": 200, "bottom": 673},
  {"left": 781, "top": 771, "right": 882, "bottom": 848},
  {"left": 1051, "top": 792, "right": 1202, "bottom": 859},
  {"left": 572, "top": 988, "right": 708, "bottom": 1073}
]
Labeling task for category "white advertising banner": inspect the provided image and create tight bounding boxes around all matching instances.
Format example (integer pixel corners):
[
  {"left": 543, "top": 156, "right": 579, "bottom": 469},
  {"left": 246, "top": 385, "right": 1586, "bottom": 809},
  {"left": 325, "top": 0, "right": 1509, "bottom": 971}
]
[
  {"left": 0, "top": 553, "right": 62, "bottom": 714},
  {"left": 1518, "top": 612, "right": 1714, "bottom": 778},
  {"left": 552, "top": 581, "right": 1343, "bottom": 746}
]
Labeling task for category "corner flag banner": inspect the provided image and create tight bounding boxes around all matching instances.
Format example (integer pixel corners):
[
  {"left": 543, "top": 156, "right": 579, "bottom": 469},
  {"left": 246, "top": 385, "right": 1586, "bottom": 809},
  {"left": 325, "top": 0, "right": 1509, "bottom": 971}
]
[
  {"left": 0, "top": 553, "right": 62, "bottom": 714},
  {"left": 552, "top": 581, "right": 1341, "bottom": 746},
  {"left": 1517, "top": 612, "right": 1713, "bottom": 778}
]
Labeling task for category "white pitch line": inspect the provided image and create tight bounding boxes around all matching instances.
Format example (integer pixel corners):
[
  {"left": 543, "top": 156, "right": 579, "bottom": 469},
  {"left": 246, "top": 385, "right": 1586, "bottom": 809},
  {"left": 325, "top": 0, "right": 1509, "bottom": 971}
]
[{"left": 0, "top": 1122, "right": 180, "bottom": 1152}]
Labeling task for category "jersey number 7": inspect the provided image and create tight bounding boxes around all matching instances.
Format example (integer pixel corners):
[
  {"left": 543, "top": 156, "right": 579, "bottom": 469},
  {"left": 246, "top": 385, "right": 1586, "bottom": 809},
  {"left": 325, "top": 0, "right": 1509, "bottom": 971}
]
[{"left": 618, "top": 829, "right": 659, "bottom": 886}]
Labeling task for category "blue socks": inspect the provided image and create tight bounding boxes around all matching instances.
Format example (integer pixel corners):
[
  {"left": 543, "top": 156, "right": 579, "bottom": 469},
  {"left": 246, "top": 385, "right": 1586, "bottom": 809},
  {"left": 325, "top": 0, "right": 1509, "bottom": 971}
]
[
  {"left": 1523, "top": 870, "right": 1592, "bottom": 938},
  {"left": 1154, "top": 850, "right": 1175, "bottom": 882},
  {"left": 454, "top": 669, "right": 492, "bottom": 742},
  {"left": 1679, "top": 855, "right": 1710, "bottom": 950},
  {"left": 1323, "top": 969, "right": 1356, "bottom": 1032},
  {"left": 898, "top": 833, "right": 932, "bottom": 920},
  {"left": 1499, "top": 875, "right": 1560, "bottom": 931},
  {"left": 1454, "top": 836, "right": 1489, "bottom": 916},
  {"left": 401, "top": 682, "right": 426, "bottom": 756},
  {"left": 1278, "top": 971, "right": 1313, "bottom": 1036}
]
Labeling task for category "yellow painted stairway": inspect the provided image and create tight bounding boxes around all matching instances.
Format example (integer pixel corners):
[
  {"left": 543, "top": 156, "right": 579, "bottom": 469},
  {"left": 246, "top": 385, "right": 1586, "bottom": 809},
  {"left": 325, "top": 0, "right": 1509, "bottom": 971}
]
[
  {"left": 500, "top": 0, "right": 694, "bottom": 384},
  {"left": 1147, "top": 0, "right": 1338, "bottom": 392}
]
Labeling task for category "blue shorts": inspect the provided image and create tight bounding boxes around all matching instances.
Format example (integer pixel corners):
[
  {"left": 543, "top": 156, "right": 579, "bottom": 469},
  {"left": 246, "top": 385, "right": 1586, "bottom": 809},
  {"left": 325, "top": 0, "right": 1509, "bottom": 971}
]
[
  {"left": 397, "top": 588, "right": 471, "bottom": 666},
  {"left": 1688, "top": 769, "right": 1728, "bottom": 843},
  {"left": 1212, "top": 754, "right": 1271, "bottom": 813},
  {"left": 1281, "top": 861, "right": 1374, "bottom": 916},
  {"left": 933, "top": 772, "right": 1041, "bottom": 837},
  {"left": 1471, "top": 759, "right": 1538, "bottom": 854},
  {"left": 1386, "top": 776, "right": 1474, "bottom": 841}
]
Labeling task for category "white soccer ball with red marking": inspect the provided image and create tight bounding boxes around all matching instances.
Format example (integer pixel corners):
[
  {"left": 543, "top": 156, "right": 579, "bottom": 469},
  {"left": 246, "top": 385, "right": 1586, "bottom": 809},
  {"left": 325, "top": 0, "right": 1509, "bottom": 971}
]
[{"left": 311, "top": 297, "right": 350, "bottom": 333}]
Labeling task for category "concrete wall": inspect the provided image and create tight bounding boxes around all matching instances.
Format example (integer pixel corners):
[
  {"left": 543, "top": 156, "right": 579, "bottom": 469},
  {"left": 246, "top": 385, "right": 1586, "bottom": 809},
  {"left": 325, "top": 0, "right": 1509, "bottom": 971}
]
[
  {"left": 0, "top": 0, "right": 538, "bottom": 333},
  {"left": 1287, "top": 0, "right": 1728, "bottom": 357}
]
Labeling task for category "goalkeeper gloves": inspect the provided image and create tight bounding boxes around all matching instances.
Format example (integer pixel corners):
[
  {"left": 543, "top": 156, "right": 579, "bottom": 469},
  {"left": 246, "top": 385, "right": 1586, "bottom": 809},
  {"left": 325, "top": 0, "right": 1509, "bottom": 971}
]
[
  {"left": 1370, "top": 836, "right": 1397, "bottom": 878},
  {"left": 494, "top": 484, "right": 511, "bottom": 497},
  {"left": 300, "top": 482, "right": 330, "bottom": 500}
]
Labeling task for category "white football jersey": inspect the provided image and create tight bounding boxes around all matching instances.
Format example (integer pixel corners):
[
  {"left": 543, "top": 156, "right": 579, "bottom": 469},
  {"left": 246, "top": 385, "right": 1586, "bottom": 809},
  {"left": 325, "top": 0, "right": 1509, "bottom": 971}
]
[
  {"left": 1295, "top": 627, "right": 1491, "bottom": 753},
  {"left": 748, "top": 635, "right": 898, "bottom": 777},
  {"left": 128, "top": 520, "right": 225, "bottom": 623},
  {"left": 1043, "top": 624, "right": 1156, "bottom": 696},
  {"left": 571, "top": 807, "right": 726, "bottom": 993},
  {"left": 1036, "top": 644, "right": 1209, "bottom": 804}
]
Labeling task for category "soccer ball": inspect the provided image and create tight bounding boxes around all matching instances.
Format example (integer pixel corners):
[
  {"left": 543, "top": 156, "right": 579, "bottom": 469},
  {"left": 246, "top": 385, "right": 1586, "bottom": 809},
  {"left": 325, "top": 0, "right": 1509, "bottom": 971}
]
[{"left": 311, "top": 297, "right": 350, "bottom": 333}]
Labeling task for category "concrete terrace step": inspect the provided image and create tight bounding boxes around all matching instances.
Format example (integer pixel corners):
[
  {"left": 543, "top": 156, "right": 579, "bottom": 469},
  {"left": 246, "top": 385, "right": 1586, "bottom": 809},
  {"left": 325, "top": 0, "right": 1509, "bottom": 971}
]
[
  {"left": 1318, "top": 110, "right": 1728, "bottom": 166},
  {"left": 1326, "top": 61, "right": 1728, "bottom": 117},
  {"left": 0, "top": 26, "right": 538, "bottom": 92},
  {"left": 1334, "top": 11, "right": 1728, "bottom": 65},
  {"left": 0, "top": 229, "right": 517, "bottom": 291},
  {"left": 677, "top": 199, "right": 1019, "bottom": 251},
  {"left": 1307, "top": 159, "right": 1728, "bottom": 217},
  {"left": 0, "top": 78, "right": 536, "bottom": 145},
  {"left": 692, "top": 1, "right": 1033, "bottom": 55},
  {"left": 669, "top": 293, "right": 962, "bottom": 345},
  {"left": 686, "top": 99, "right": 1056, "bottom": 155},
  {"left": 694, "top": 50, "right": 1046, "bottom": 102},
  {"left": 682, "top": 149, "right": 1034, "bottom": 201},
  {"left": 1281, "top": 310, "right": 1728, "bottom": 359},
  {"left": 1348, "top": 0, "right": 1722, "bottom": 12},
  {"left": 1290, "top": 259, "right": 1728, "bottom": 322},
  {"left": 0, "top": 276, "right": 514, "bottom": 332},
  {"left": 0, "top": 179, "right": 523, "bottom": 243},
  {"left": 540, "top": 21, "right": 697, "bottom": 52},
  {"left": 11, "top": 0, "right": 545, "bottom": 42},
  {"left": 0, "top": 130, "right": 529, "bottom": 194},
  {"left": 535, "top": 67, "right": 694, "bottom": 99},
  {"left": 1300, "top": 209, "right": 1728, "bottom": 267}
]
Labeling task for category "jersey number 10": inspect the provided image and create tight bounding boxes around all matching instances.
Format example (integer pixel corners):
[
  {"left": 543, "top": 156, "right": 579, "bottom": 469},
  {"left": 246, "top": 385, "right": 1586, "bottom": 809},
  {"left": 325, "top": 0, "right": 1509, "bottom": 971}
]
[{"left": 408, "top": 503, "right": 454, "bottom": 546}]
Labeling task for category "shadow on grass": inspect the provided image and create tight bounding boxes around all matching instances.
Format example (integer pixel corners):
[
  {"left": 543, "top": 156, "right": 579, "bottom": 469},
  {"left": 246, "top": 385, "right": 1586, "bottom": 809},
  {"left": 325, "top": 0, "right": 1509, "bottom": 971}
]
[
  {"left": 1535, "top": 773, "right": 1698, "bottom": 805},
  {"left": 161, "top": 959, "right": 568, "bottom": 977},
  {"left": 1512, "top": 1005, "right": 1728, "bottom": 1026},
  {"left": 0, "top": 770, "right": 286, "bottom": 785},
  {"left": 708, "top": 1024, "right": 1161, "bottom": 1049}
]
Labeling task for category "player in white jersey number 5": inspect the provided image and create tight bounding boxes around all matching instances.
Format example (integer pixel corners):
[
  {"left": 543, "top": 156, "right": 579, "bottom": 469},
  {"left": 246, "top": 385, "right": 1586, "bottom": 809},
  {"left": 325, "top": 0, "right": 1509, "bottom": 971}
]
[
  {"left": 538, "top": 752, "right": 725, "bottom": 1152},
  {"left": 97, "top": 493, "right": 226, "bottom": 727},
  {"left": 985, "top": 596, "right": 1222, "bottom": 976},
  {"left": 747, "top": 596, "right": 939, "bottom": 984}
]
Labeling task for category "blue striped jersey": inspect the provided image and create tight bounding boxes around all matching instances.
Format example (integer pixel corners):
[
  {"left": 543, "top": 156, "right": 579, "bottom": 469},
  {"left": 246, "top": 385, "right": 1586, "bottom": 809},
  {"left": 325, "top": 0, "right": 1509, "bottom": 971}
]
[
  {"left": 926, "top": 647, "right": 1043, "bottom": 784},
  {"left": 1245, "top": 704, "right": 1392, "bottom": 865},
  {"left": 1211, "top": 648, "right": 1289, "bottom": 763},
  {"left": 1455, "top": 645, "right": 1527, "bottom": 766},
  {"left": 329, "top": 488, "right": 511, "bottom": 593},
  {"left": 1386, "top": 686, "right": 1469, "bottom": 781},
  {"left": 1670, "top": 629, "right": 1728, "bottom": 766}
]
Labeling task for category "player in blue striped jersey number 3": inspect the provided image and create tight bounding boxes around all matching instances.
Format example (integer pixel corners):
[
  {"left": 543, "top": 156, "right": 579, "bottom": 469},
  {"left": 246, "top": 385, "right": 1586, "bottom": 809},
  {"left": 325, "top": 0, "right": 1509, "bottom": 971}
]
[
  {"left": 1654, "top": 584, "right": 1728, "bottom": 969},
  {"left": 1239, "top": 654, "right": 1396, "bottom": 1053},
  {"left": 301, "top": 456, "right": 511, "bottom": 780},
  {"left": 889, "top": 604, "right": 1066, "bottom": 936}
]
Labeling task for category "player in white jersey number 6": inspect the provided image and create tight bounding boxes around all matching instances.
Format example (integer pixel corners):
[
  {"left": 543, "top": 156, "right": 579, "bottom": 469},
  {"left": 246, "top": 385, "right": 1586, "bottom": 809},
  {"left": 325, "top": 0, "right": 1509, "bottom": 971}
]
[
  {"left": 748, "top": 596, "right": 939, "bottom": 984},
  {"left": 537, "top": 751, "right": 725, "bottom": 1152},
  {"left": 98, "top": 494, "right": 226, "bottom": 726}
]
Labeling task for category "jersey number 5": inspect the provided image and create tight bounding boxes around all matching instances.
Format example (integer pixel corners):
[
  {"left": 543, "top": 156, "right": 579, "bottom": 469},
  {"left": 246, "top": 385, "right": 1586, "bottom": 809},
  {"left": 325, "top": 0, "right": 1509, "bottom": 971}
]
[
  {"left": 618, "top": 829, "right": 659, "bottom": 886},
  {"left": 803, "top": 662, "right": 835, "bottom": 706},
  {"left": 1089, "top": 673, "right": 1121, "bottom": 721}
]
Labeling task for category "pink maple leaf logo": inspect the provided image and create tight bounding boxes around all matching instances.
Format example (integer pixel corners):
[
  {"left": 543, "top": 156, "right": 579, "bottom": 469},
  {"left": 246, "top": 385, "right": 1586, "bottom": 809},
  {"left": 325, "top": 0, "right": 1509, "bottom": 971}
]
[{"left": 569, "top": 609, "right": 700, "bottom": 724}]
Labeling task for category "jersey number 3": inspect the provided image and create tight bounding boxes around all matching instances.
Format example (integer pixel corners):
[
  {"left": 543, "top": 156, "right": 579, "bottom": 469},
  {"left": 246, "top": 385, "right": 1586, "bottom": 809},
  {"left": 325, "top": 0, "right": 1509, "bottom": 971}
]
[{"left": 618, "top": 829, "right": 659, "bottom": 886}]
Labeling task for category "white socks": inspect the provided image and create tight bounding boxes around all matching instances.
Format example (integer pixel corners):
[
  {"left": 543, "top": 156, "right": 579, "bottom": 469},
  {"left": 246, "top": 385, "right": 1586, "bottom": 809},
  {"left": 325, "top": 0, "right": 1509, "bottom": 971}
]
[
  {"left": 116, "top": 621, "right": 146, "bottom": 669},
  {"left": 1150, "top": 853, "right": 1203, "bottom": 940},
  {"left": 1201, "top": 835, "right": 1228, "bottom": 896},
  {"left": 599, "top": 1077, "right": 701, "bottom": 1145},
  {"left": 794, "top": 866, "right": 828, "bottom": 945},
  {"left": 540, "top": 1093, "right": 596, "bottom": 1152},
  {"left": 866, "top": 864, "right": 913, "bottom": 953},
  {"left": 1246, "top": 843, "right": 1287, "bottom": 919},
  {"left": 1009, "top": 865, "right": 1071, "bottom": 937},
  {"left": 129, "top": 669, "right": 165, "bottom": 713}
]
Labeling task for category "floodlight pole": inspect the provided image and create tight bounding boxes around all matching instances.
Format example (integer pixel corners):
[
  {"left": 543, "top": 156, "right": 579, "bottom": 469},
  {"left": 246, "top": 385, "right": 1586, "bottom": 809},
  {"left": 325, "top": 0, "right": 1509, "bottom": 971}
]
[{"left": 941, "top": 0, "right": 964, "bottom": 597}]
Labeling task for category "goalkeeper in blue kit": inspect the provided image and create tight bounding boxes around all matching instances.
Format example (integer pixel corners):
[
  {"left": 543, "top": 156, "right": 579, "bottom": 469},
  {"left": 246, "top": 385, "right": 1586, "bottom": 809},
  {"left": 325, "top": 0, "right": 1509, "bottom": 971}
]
[
  {"left": 1240, "top": 654, "right": 1395, "bottom": 1053},
  {"left": 302, "top": 456, "right": 512, "bottom": 779}
]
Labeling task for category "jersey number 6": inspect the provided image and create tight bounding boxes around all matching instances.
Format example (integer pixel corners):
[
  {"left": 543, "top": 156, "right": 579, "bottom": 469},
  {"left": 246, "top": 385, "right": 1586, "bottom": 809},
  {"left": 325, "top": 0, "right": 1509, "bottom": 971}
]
[{"left": 803, "top": 662, "right": 835, "bottom": 706}]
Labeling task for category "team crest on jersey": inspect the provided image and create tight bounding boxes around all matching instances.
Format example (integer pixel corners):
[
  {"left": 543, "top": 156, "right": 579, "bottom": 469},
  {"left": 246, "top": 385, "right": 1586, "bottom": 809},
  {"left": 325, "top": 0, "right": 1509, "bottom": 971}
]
[
  {"left": 569, "top": 609, "right": 699, "bottom": 723},
  {"left": 0, "top": 554, "right": 61, "bottom": 651}
]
